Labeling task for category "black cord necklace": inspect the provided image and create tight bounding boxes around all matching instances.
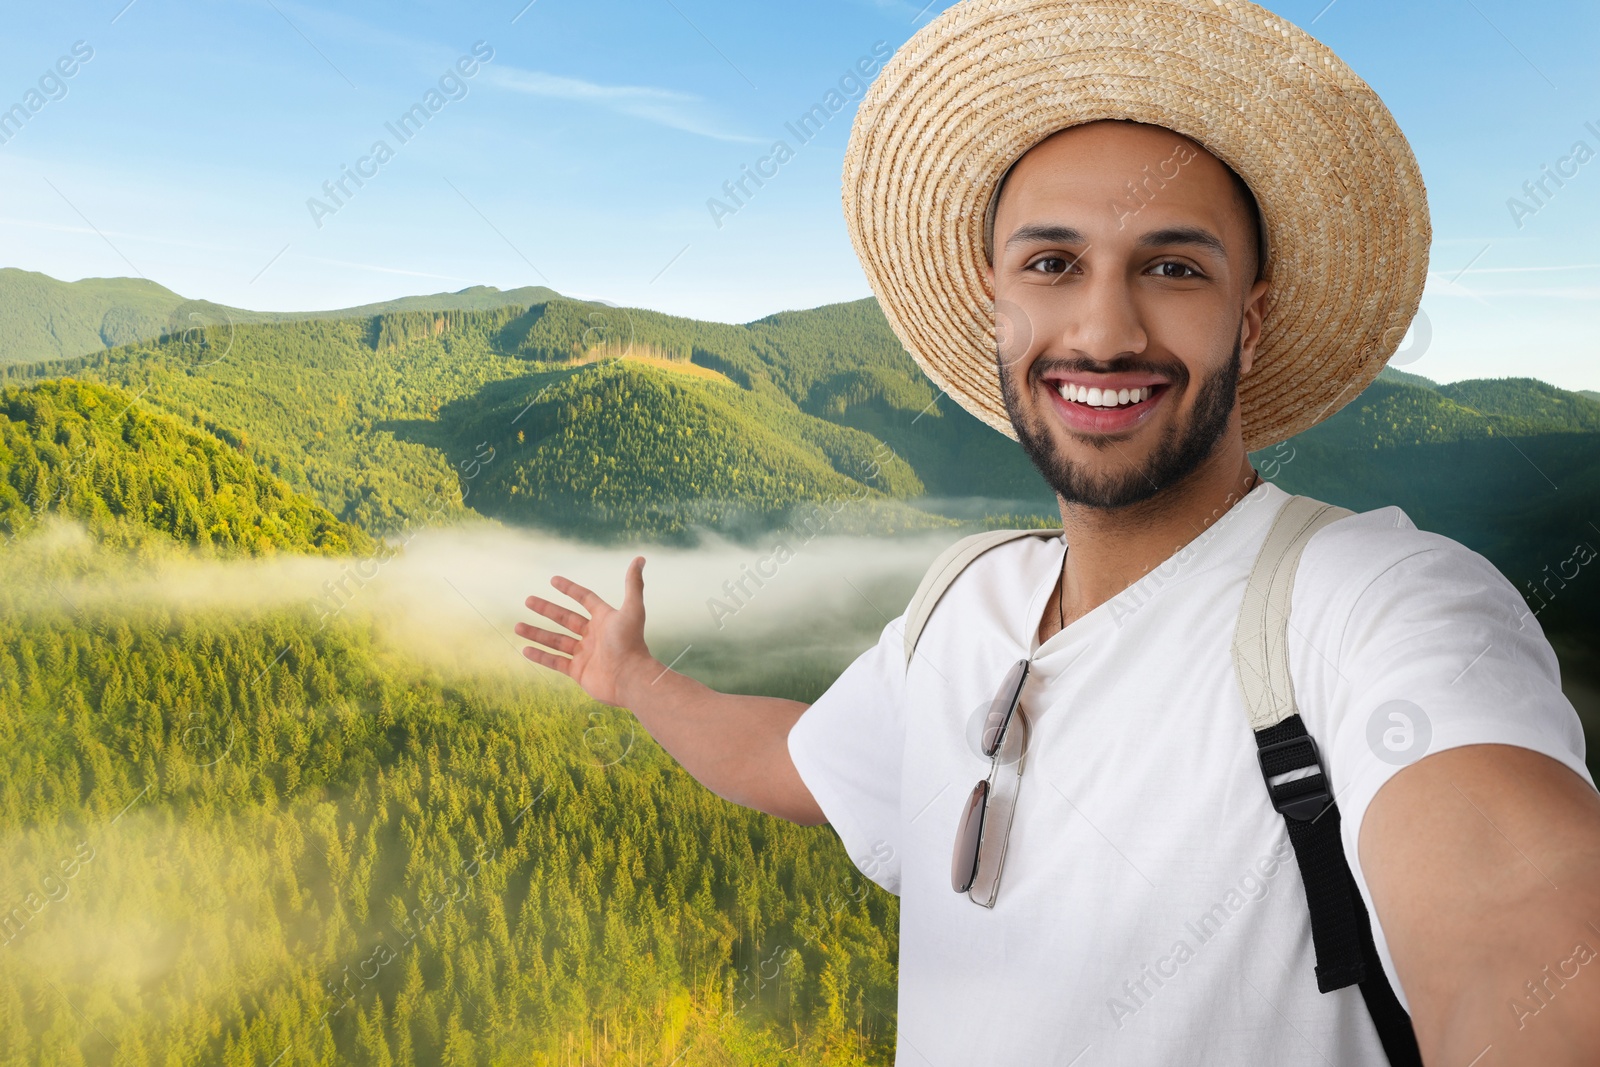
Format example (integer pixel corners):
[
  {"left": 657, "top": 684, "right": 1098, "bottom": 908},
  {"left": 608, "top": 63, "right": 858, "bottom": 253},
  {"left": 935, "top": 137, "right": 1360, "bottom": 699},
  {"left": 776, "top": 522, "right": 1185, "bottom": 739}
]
[
  {"left": 1057, "top": 542, "right": 1067, "bottom": 633},
  {"left": 1052, "top": 468, "right": 1263, "bottom": 636}
]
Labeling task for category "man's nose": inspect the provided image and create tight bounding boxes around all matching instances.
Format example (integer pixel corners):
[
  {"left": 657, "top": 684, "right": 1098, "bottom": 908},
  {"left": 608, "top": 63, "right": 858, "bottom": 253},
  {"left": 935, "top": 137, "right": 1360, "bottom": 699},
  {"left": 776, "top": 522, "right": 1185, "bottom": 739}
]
[{"left": 1054, "top": 271, "right": 1148, "bottom": 364}]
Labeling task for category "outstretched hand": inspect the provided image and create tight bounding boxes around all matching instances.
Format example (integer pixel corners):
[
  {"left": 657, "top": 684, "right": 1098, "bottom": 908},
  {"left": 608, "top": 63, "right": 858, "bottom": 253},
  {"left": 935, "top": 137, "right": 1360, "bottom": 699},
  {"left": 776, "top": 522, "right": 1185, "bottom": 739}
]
[{"left": 516, "top": 555, "right": 653, "bottom": 708}]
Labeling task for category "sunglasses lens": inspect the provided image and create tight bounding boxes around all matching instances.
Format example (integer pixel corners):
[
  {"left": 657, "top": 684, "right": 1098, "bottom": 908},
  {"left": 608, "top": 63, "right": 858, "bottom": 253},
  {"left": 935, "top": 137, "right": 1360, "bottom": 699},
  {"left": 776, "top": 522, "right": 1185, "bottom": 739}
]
[
  {"left": 980, "top": 658, "right": 1030, "bottom": 758},
  {"left": 951, "top": 779, "right": 989, "bottom": 892}
]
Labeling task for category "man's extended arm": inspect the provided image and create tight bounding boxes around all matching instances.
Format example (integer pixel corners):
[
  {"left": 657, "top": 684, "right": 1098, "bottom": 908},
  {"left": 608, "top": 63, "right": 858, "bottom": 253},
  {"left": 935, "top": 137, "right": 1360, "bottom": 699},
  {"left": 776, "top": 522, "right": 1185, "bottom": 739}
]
[
  {"left": 1361, "top": 743, "right": 1600, "bottom": 1065},
  {"left": 516, "top": 555, "right": 827, "bottom": 826}
]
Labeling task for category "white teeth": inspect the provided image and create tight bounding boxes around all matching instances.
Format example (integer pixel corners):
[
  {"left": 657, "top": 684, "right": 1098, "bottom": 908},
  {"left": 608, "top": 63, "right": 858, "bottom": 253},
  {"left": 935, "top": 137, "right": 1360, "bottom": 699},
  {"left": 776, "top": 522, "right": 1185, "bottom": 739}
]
[{"left": 1055, "top": 384, "right": 1155, "bottom": 407}]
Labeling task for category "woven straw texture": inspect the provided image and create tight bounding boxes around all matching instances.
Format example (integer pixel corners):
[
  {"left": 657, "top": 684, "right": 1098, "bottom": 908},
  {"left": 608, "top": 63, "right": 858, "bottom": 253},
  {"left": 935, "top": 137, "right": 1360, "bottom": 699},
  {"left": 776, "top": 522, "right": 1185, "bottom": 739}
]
[{"left": 841, "top": 0, "right": 1431, "bottom": 452}]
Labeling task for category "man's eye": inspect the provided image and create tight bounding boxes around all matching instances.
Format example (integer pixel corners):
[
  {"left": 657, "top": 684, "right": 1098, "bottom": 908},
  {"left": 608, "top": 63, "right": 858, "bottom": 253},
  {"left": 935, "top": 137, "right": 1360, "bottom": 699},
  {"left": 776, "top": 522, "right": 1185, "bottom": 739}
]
[
  {"left": 1027, "top": 256, "right": 1078, "bottom": 274},
  {"left": 1151, "top": 261, "right": 1201, "bottom": 278}
]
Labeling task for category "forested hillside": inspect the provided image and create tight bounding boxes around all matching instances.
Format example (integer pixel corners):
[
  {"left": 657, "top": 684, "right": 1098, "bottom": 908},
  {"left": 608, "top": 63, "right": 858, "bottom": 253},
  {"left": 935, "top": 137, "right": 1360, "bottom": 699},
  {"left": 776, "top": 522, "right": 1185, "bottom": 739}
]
[
  {"left": 437, "top": 360, "right": 931, "bottom": 542},
  {"left": 493, "top": 296, "right": 1052, "bottom": 506},
  {"left": 0, "top": 379, "right": 375, "bottom": 559},
  {"left": 1, "top": 300, "right": 970, "bottom": 543},
  {"left": 0, "top": 546, "right": 897, "bottom": 1065}
]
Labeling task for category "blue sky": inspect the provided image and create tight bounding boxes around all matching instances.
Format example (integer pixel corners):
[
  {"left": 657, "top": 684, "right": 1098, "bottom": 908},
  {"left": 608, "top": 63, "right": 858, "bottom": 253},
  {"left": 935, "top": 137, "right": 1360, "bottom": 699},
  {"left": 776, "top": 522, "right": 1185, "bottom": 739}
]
[{"left": 1, "top": 0, "right": 1597, "bottom": 389}]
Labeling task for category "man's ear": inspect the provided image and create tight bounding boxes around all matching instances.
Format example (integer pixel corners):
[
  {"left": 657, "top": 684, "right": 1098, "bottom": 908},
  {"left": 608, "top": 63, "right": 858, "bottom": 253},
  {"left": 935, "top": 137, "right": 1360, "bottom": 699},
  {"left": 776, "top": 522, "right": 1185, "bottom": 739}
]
[{"left": 1238, "top": 279, "right": 1270, "bottom": 377}]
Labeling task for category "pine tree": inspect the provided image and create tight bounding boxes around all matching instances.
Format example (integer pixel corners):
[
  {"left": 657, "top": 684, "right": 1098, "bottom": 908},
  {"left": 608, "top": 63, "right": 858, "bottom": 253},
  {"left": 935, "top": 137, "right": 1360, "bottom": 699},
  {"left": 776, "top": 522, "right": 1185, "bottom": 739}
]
[{"left": 356, "top": 999, "right": 393, "bottom": 1067}]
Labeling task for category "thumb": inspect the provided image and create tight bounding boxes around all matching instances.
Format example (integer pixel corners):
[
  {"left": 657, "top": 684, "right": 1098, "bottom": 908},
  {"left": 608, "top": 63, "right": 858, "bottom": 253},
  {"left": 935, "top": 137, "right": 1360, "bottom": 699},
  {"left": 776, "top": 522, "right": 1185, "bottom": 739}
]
[{"left": 622, "top": 555, "right": 645, "bottom": 611}]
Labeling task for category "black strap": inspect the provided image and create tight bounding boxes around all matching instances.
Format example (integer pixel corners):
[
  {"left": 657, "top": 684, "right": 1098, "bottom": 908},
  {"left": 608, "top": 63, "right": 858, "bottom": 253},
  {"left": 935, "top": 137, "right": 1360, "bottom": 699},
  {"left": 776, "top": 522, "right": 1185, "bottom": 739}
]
[{"left": 1254, "top": 715, "right": 1423, "bottom": 1066}]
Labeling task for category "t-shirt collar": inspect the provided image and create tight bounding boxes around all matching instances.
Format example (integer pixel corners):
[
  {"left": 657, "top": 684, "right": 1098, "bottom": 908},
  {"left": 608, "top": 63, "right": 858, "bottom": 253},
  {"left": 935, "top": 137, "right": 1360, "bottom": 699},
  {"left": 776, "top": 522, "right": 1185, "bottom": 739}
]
[{"left": 1027, "top": 480, "right": 1290, "bottom": 658}]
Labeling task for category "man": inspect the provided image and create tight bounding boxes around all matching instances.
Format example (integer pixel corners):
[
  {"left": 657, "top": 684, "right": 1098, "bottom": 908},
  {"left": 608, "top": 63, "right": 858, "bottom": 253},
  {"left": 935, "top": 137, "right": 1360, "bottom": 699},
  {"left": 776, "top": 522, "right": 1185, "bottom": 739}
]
[{"left": 516, "top": 0, "right": 1600, "bottom": 1062}]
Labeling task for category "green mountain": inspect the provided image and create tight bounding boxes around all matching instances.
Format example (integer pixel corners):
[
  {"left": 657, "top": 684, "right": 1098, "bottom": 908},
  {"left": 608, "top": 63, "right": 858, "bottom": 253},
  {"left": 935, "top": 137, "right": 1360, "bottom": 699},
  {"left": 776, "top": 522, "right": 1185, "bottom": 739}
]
[
  {"left": 3, "top": 300, "right": 981, "bottom": 543},
  {"left": 1437, "top": 377, "right": 1600, "bottom": 431},
  {"left": 0, "top": 378, "right": 375, "bottom": 557},
  {"left": 431, "top": 359, "right": 935, "bottom": 541},
  {"left": 1375, "top": 366, "right": 1439, "bottom": 391},
  {"left": 1280, "top": 374, "right": 1600, "bottom": 450},
  {"left": 323, "top": 283, "right": 565, "bottom": 319},
  {"left": 458, "top": 296, "right": 1051, "bottom": 511},
  {"left": 0, "top": 267, "right": 566, "bottom": 367},
  {"left": 0, "top": 280, "right": 912, "bottom": 1066},
  {"left": 0, "top": 268, "right": 195, "bottom": 366}
]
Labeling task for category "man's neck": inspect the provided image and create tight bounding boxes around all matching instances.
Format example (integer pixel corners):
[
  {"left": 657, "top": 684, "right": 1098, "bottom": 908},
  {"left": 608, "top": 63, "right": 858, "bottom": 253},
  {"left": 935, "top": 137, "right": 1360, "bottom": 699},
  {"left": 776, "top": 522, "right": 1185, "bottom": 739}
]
[{"left": 1046, "top": 441, "right": 1260, "bottom": 637}]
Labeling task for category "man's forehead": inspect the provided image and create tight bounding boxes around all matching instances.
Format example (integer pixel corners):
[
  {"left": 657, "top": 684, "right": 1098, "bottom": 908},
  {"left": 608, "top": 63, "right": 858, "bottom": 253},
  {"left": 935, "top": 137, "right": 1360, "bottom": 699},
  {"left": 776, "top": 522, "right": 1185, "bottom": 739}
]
[
  {"left": 992, "top": 124, "right": 1243, "bottom": 234},
  {"left": 1024, "top": 119, "right": 1200, "bottom": 160},
  {"left": 1004, "top": 121, "right": 1218, "bottom": 194}
]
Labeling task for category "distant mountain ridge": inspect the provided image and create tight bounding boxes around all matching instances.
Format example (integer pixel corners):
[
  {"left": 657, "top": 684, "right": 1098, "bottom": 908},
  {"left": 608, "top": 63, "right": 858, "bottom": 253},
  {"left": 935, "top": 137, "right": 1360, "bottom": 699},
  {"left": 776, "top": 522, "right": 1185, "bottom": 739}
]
[{"left": 0, "top": 267, "right": 565, "bottom": 366}]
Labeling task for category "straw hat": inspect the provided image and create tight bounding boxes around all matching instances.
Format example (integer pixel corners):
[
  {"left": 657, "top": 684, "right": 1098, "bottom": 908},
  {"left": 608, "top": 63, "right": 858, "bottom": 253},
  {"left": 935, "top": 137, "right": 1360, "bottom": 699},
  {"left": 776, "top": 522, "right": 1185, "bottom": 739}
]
[{"left": 841, "top": 0, "right": 1431, "bottom": 452}]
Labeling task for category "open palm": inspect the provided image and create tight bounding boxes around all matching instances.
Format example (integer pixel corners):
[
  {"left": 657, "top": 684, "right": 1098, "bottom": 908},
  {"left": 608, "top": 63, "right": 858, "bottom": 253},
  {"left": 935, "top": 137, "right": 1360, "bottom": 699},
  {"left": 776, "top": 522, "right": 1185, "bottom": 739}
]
[{"left": 515, "top": 555, "right": 652, "bottom": 707}]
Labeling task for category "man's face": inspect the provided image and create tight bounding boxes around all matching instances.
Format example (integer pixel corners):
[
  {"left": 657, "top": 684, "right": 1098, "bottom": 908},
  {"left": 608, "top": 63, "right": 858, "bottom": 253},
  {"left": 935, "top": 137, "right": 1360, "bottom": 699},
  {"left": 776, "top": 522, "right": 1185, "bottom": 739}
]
[{"left": 985, "top": 120, "right": 1269, "bottom": 509}]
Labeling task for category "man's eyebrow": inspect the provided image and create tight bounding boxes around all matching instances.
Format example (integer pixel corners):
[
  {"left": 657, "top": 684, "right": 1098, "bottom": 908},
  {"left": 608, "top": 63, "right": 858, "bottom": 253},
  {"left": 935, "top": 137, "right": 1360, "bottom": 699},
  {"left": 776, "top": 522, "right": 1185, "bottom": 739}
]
[
  {"left": 1001, "top": 223, "right": 1229, "bottom": 262},
  {"left": 1135, "top": 226, "right": 1228, "bottom": 261},
  {"left": 1002, "top": 224, "right": 1087, "bottom": 251}
]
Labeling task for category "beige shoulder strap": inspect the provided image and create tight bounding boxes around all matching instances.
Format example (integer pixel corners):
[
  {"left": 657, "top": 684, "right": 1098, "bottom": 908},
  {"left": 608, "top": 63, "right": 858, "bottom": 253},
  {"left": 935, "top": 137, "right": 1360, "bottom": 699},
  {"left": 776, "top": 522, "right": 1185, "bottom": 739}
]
[
  {"left": 901, "top": 495, "right": 1352, "bottom": 690},
  {"left": 902, "top": 527, "right": 1063, "bottom": 669},
  {"left": 1231, "top": 495, "right": 1354, "bottom": 731}
]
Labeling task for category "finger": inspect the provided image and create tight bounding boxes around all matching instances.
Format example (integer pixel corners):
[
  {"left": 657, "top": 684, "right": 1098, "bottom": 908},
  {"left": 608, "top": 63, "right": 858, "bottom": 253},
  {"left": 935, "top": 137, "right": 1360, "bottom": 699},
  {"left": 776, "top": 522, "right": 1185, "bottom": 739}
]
[
  {"left": 523, "top": 594, "right": 589, "bottom": 634},
  {"left": 550, "top": 574, "right": 609, "bottom": 614},
  {"left": 520, "top": 645, "right": 572, "bottom": 674},
  {"left": 514, "top": 622, "right": 579, "bottom": 655},
  {"left": 622, "top": 556, "right": 645, "bottom": 612}
]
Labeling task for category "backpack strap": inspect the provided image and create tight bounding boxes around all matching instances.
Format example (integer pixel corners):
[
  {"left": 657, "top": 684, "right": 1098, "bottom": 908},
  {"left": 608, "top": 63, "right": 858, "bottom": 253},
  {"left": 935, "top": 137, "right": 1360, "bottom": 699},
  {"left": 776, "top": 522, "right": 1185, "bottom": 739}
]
[
  {"left": 1234, "top": 495, "right": 1422, "bottom": 1067},
  {"left": 902, "top": 527, "right": 1064, "bottom": 669}
]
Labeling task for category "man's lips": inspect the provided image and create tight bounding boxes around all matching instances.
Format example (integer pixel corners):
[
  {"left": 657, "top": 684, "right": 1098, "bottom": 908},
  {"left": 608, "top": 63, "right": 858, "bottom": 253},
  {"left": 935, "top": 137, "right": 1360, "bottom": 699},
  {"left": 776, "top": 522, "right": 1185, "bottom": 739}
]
[{"left": 1039, "top": 375, "right": 1171, "bottom": 435}]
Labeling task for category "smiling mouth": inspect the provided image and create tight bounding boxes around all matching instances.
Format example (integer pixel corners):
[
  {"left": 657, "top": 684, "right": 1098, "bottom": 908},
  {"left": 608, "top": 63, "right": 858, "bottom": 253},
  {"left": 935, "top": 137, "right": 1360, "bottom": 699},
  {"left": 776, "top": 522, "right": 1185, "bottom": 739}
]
[
  {"left": 1053, "top": 382, "right": 1163, "bottom": 409},
  {"left": 1040, "top": 377, "right": 1171, "bottom": 433}
]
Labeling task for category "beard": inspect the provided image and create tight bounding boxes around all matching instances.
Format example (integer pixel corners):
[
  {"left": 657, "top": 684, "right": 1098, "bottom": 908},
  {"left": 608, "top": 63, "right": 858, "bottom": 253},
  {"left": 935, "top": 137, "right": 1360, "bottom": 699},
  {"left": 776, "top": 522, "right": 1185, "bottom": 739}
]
[{"left": 998, "top": 333, "right": 1242, "bottom": 510}]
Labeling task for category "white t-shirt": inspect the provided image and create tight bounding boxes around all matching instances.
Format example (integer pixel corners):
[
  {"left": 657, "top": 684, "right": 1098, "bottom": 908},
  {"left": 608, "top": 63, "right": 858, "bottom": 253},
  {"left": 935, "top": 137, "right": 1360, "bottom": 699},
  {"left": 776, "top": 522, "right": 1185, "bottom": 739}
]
[{"left": 787, "top": 481, "right": 1593, "bottom": 1065}]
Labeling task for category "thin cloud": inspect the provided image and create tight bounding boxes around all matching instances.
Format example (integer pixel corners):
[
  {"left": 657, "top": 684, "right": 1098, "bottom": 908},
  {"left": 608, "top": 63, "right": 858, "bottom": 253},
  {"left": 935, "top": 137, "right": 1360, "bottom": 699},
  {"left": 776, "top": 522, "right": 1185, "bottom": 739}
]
[
  {"left": 0, "top": 215, "right": 250, "bottom": 258},
  {"left": 1424, "top": 272, "right": 1600, "bottom": 299},
  {"left": 1427, "top": 279, "right": 1600, "bottom": 300},
  {"left": 484, "top": 65, "right": 764, "bottom": 144},
  {"left": 1442, "top": 286, "right": 1600, "bottom": 299},
  {"left": 1449, "top": 264, "right": 1600, "bottom": 274}
]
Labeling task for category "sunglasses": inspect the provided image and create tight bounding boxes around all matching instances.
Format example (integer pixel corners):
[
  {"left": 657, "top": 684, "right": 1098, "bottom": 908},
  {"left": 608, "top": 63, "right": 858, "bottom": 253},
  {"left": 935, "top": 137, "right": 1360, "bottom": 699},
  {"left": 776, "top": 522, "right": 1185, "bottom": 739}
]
[{"left": 951, "top": 657, "right": 1032, "bottom": 908}]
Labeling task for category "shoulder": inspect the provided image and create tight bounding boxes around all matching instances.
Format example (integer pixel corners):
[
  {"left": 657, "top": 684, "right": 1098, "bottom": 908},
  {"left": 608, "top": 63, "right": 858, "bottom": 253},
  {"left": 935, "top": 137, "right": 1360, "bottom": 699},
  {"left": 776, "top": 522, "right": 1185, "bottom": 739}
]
[
  {"left": 1289, "top": 500, "right": 1561, "bottom": 690},
  {"left": 1303, "top": 502, "right": 1460, "bottom": 574},
  {"left": 1297, "top": 503, "right": 1522, "bottom": 623}
]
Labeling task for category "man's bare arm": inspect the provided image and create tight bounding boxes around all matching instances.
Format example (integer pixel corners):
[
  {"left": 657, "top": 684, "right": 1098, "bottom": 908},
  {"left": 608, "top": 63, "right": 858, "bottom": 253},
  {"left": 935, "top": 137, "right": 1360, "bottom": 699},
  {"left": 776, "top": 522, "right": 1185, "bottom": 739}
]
[
  {"left": 515, "top": 555, "right": 827, "bottom": 826},
  {"left": 1361, "top": 743, "right": 1600, "bottom": 1065}
]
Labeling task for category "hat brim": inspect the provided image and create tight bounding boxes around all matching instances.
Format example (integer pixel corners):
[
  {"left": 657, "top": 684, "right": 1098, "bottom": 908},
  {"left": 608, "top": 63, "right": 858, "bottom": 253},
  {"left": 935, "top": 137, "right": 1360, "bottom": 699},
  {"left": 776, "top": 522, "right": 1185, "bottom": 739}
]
[{"left": 841, "top": 0, "right": 1431, "bottom": 453}]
